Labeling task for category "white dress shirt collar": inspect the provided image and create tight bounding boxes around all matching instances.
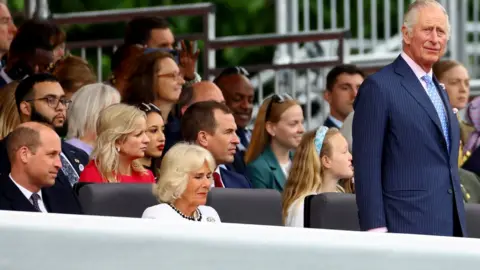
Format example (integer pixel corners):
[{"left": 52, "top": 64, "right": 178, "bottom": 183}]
[
  {"left": 9, "top": 174, "right": 44, "bottom": 202},
  {"left": 400, "top": 52, "right": 433, "bottom": 79},
  {"left": 328, "top": 115, "right": 343, "bottom": 128}
]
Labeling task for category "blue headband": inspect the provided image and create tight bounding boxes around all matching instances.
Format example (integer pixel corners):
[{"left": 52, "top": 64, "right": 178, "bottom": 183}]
[{"left": 314, "top": 126, "right": 329, "bottom": 154}]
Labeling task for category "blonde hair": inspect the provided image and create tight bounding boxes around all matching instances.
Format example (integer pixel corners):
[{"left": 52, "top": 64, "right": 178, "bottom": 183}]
[
  {"left": 67, "top": 83, "right": 121, "bottom": 139},
  {"left": 282, "top": 128, "right": 351, "bottom": 224},
  {"left": 0, "top": 82, "right": 20, "bottom": 139},
  {"left": 154, "top": 143, "right": 216, "bottom": 204},
  {"left": 92, "top": 103, "right": 147, "bottom": 183},
  {"left": 244, "top": 95, "right": 299, "bottom": 164}
]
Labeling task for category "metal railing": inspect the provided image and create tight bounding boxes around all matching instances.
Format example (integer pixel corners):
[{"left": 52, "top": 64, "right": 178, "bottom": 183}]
[
  {"left": 46, "top": 3, "right": 349, "bottom": 128},
  {"left": 206, "top": 29, "right": 348, "bottom": 129}
]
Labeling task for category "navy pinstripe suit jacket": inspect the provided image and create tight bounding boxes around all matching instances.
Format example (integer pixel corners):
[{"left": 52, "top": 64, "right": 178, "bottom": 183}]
[{"left": 352, "top": 56, "right": 466, "bottom": 236}]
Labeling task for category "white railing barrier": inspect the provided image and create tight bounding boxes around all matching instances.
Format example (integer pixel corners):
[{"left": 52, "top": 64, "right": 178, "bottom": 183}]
[{"left": 1, "top": 210, "right": 480, "bottom": 270}]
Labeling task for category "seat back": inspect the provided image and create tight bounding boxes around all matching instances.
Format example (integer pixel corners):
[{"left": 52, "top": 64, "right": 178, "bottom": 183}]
[
  {"left": 304, "top": 193, "right": 360, "bottom": 231},
  {"left": 207, "top": 188, "right": 283, "bottom": 226},
  {"left": 466, "top": 203, "right": 480, "bottom": 238},
  {"left": 77, "top": 183, "right": 157, "bottom": 218}
]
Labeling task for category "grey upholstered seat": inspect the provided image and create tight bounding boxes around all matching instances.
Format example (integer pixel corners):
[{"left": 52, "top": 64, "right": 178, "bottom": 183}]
[
  {"left": 206, "top": 188, "right": 283, "bottom": 226},
  {"left": 77, "top": 183, "right": 157, "bottom": 218}
]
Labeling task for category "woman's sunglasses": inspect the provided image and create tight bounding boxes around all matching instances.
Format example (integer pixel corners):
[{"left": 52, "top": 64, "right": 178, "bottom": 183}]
[
  {"left": 265, "top": 93, "right": 293, "bottom": 120},
  {"left": 138, "top": 102, "right": 162, "bottom": 114}
]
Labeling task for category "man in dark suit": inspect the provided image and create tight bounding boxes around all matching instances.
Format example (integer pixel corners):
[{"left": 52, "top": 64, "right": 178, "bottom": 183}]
[
  {"left": 0, "top": 73, "right": 88, "bottom": 188},
  {"left": 181, "top": 101, "right": 251, "bottom": 188},
  {"left": 323, "top": 64, "right": 365, "bottom": 129},
  {"left": 0, "top": 122, "right": 82, "bottom": 214},
  {"left": 353, "top": 0, "right": 466, "bottom": 236}
]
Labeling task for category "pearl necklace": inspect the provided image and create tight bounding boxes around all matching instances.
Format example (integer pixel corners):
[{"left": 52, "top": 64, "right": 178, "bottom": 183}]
[{"left": 168, "top": 203, "right": 202, "bottom": 221}]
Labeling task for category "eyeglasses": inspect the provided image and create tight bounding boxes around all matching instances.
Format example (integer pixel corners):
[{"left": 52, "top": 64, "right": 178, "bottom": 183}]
[
  {"left": 265, "top": 93, "right": 293, "bottom": 121},
  {"left": 138, "top": 102, "right": 162, "bottom": 114},
  {"left": 26, "top": 96, "right": 72, "bottom": 108},
  {"left": 0, "top": 17, "right": 13, "bottom": 25},
  {"left": 157, "top": 71, "right": 184, "bottom": 80}
]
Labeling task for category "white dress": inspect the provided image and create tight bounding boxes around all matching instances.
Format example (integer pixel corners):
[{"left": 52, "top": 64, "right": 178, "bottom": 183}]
[
  {"left": 285, "top": 198, "right": 307, "bottom": 227},
  {"left": 142, "top": 203, "right": 221, "bottom": 223},
  {"left": 285, "top": 193, "right": 317, "bottom": 228}
]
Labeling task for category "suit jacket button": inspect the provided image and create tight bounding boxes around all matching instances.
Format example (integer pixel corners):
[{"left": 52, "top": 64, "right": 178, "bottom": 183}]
[{"left": 448, "top": 188, "right": 453, "bottom": 194}]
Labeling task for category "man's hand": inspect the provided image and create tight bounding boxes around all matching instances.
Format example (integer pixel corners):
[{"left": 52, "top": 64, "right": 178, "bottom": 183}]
[{"left": 179, "top": 40, "right": 200, "bottom": 81}]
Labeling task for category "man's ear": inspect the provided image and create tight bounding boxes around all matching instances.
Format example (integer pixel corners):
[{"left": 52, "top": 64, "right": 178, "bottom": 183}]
[
  {"left": 324, "top": 90, "right": 332, "bottom": 104},
  {"left": 19, "top": 101, "right": 31, "bottom": 118},
  {"left": 18, "top": 146, "right": 30, "bottom": 163},
  {"left": 401, "top": 25, "right": 411, "bottom": 45},
  {"left": 197, "top": 131, "right": 209, "bottom": 147}
]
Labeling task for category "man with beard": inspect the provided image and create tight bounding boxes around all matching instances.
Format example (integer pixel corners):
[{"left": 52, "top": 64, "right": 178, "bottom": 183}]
[{"left": 0, "top": 73, "right": 88, "bottom": 191}]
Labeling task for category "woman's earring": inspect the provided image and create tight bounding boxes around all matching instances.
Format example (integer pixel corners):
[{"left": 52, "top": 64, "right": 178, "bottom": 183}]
[{"left": 116, "top": 146, "right": 120, "bottom": 152}]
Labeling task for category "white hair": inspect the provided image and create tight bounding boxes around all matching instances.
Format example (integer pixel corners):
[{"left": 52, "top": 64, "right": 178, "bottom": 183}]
[
  {"left": 154, "top": 143, "right": 216, "bottom": 204},
  {"left": 66, "top": 83, "right": 121, "bottom": 139},
  {"left": 403, "top": 0, "right": 450, "bottom": 40}
]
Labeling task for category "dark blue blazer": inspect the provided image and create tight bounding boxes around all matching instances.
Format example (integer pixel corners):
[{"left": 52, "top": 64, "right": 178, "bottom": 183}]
[
  {"left": 219, "top": 167, "right": 251, "bottom": 189},
  {"left": 352, "top": 56, "right": 466, "bottom": 236},
  {"left": 0, "top": 175, "right": 82, "bottom": 214}
]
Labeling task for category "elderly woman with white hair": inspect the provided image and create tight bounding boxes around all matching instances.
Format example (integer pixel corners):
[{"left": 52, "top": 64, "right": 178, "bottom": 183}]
[
  {"left": 142, "top": 143, "right": 221, "bottom": 223},
  {"left": 66, "top": 83, "right": 121, "bottom": 155}
]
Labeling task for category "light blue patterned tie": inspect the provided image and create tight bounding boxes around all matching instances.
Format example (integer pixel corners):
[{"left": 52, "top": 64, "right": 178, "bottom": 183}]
[
  {"left": 421, "top": 75, "right": 450, "bottom": 151},
  {"left": 60, "top": 154, "right": 79, "bottom": 186}
]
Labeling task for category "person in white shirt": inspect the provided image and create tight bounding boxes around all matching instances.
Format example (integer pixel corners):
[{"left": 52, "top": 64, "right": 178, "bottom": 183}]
[
  {"left": 142, "top": 143, "right": 221, "bottom": 223},
  {"left": 282, "top": 126, "right": 354, "bottom": 227}
]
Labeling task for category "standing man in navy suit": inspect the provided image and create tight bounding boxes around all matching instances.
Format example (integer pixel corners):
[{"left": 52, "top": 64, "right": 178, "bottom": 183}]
[{"left": 353, "top": 0, "right": 466, "bottom": 236}]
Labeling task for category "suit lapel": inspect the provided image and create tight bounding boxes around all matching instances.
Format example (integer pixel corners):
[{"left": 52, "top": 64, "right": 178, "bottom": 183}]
[
  {"left": 1, "top": 178, "right": 38, "bottom": 212},
  {"left": 263, "top": 147, "right": 286, "bottom": 189},
  {"left": 395, "top": 57, "right": 445, "bottom": 142}
]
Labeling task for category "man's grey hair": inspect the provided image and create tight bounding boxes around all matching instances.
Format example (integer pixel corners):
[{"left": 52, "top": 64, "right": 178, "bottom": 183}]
[{"left": 403, "top": 0, "right": 451, "bottom": 40}]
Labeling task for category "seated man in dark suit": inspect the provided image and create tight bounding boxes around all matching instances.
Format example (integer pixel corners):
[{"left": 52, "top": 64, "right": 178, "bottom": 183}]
[
  {"left": 181, "top": 101, "right": 251, "bottom": 188},
  {"left": 0, "top": 73, "right": 89, "bottom": 188},
  {"left": 0, "top": 122, "right": 82, "bottom": 214}
]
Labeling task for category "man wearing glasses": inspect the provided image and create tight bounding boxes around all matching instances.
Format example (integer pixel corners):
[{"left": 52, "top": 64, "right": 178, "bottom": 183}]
[{"left": 0, "top": 73, "right": 89, "bottom": 193}]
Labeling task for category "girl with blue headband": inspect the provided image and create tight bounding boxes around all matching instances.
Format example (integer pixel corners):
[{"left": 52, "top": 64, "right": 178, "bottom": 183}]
[{"left": 282, "top": 126, "right": 354, "bottom": 227}]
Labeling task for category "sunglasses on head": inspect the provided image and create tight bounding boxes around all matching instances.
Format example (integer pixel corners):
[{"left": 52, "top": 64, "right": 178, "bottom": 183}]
[
  {"left": 214, "top": 66, "right": 250, "bottom": 83},
  {"left": 265, "top": 93, "right": 293, "bottom": 121},
  {"left": 138, "top": 103, "right": 162, "bottom": 114}
]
